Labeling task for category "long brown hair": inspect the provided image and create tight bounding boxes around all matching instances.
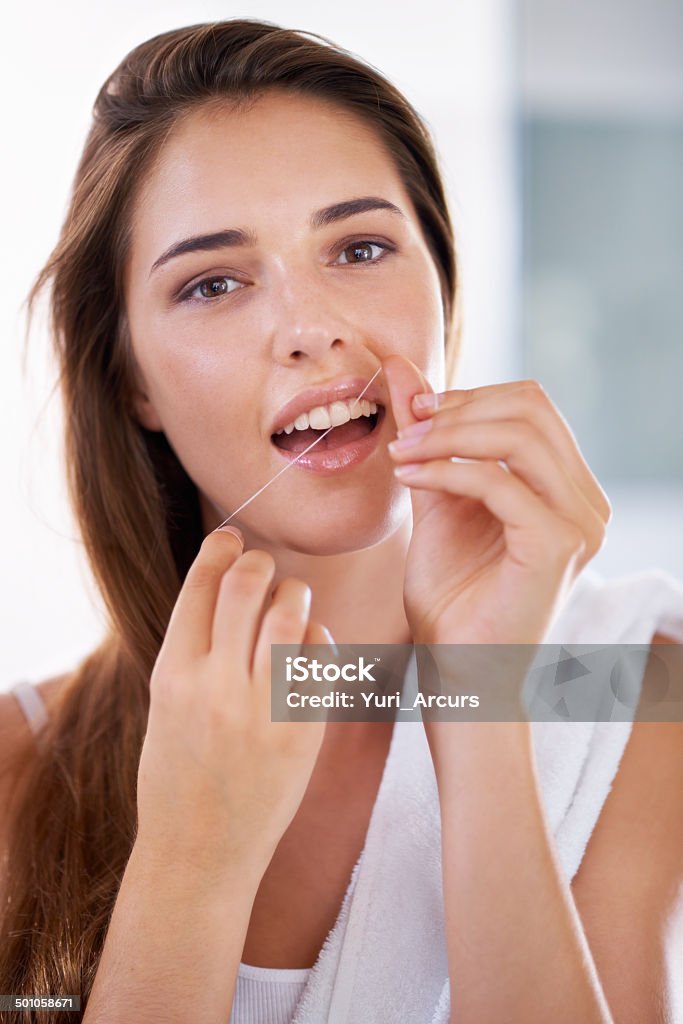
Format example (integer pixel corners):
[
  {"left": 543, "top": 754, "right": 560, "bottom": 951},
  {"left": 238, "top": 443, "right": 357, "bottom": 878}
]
[{"left": 0, "top": 19, "right": 459, "bottom": 1018}]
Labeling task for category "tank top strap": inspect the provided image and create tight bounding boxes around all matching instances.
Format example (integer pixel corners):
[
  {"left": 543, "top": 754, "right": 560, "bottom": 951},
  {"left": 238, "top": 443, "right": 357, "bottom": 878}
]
[{"left": 8, "top": 680, "right": 49, "bottom": 738}]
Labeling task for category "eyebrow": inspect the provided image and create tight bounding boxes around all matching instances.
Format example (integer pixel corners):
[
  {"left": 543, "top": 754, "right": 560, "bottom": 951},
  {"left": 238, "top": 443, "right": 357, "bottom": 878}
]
[{"left": 148, "top": 195, "right": 406, "bottom": 276}]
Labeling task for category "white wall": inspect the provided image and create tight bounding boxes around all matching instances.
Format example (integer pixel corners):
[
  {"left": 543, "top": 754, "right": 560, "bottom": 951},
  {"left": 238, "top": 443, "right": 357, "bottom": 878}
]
[
  {"left": 519, "top": 0, "right": 683, "bottom": 582},
  {"left": 0, "top": 0, "right": 518, "bottom": 686},
  {"left": 520, "top": 0, "right": 683, "bottom": 118}
]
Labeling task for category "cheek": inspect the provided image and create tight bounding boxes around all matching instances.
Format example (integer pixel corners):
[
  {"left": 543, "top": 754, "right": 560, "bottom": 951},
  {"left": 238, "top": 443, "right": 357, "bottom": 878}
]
[
  {"left": 131, "top": 312, "right": 253, "bottom": 423},
  {"left": 165, "top": 368, "right": 256, "bottom": 447},
  {"left": 131, "top": 333, "right": 259, "bottom": 477},
  {"left": 379, "top": 276, "right": 445, "bottom": 387},
  {"left": 160, "top": 394, "right": 241, "bottom": 483}
]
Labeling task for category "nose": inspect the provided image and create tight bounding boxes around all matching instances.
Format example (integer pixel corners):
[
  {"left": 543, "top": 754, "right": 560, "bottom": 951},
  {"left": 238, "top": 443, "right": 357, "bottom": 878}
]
[
  {"left": 269, "top": 272, "right": 358, "bottom": 365},
  {"left": 273, "top": 323, "right": 346, "bottom": 363}
]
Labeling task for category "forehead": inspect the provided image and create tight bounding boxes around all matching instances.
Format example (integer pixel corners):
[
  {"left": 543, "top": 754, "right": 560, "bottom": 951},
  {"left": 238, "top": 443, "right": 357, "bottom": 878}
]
[{"left": 130, "top": 91, "right": 413, "bottom": 248}]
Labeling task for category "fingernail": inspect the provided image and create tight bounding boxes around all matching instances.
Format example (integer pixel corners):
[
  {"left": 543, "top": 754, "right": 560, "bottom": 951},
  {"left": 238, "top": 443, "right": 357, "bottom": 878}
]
[
  {"left": 394, "top": 463, "right": 422, "bottom": 477},
  {"left": 413, "top": 393, "right": 438, "bottom": 410},
  {"left": 396, "top": 419, "right": 433, "bottom": 441},
  {"left": 389, "top": 435, "right": 423, "bottom": 454},
  {"left": 322, "top": 627, "right": 339, "bottom": 656},
  {"left": 216, "top": 525, "right": 244, "bottom": 545}
]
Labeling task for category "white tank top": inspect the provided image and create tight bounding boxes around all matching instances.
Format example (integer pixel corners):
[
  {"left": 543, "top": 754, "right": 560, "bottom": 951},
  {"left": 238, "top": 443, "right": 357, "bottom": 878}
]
[
  {"left": 9, "top": 679, "right": 314, "bottom": 1024},
  {"left": 230, "top": 963, "right": 310, "bottom": 1024}
]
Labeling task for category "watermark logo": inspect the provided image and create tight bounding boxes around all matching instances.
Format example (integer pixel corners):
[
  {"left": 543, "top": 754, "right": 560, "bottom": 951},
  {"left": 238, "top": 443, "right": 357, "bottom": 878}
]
[
  {"left": 285, "top": 655, "right": 378, "bottom": 683},
  {"left": 270, "top": 643, "right": 683, "bottom": 723}
]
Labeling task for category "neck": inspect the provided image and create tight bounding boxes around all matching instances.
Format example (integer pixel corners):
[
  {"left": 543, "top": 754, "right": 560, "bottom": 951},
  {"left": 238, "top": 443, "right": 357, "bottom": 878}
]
[{"left": 200, "top": 496, "right": 413, "bottom": 648}]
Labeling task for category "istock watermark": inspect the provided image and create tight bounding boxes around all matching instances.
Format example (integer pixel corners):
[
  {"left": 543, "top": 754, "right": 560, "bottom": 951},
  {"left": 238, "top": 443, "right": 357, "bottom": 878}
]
[
  {"left": 270, "top": 643, "right": 683, "bottom": 723},
  {"left": 285, "top": 655, "right": 378, "bottom": 684}
]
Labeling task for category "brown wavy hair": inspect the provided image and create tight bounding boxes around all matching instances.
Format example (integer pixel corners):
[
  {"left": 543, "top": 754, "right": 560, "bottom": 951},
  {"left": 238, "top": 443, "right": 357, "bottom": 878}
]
[{"left": 0, "top": 19, "right": 459, "bottom": 1019}]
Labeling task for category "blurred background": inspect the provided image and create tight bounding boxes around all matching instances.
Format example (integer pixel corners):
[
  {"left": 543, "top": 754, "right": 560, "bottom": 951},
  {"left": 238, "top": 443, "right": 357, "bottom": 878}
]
[{"left": 1, "top": 0, "right": 681, "bottom": 686}]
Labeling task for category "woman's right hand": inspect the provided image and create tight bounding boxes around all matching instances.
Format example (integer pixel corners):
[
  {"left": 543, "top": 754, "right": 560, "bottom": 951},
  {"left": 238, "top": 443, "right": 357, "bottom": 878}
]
[{"left": 135, "top": 527, "right": 334, "bottom": 881}]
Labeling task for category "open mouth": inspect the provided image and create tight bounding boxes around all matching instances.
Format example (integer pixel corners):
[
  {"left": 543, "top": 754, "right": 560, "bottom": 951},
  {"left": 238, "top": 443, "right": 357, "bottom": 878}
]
[{"left": 271, "top": 405, "right": 385, "bottom": 454}]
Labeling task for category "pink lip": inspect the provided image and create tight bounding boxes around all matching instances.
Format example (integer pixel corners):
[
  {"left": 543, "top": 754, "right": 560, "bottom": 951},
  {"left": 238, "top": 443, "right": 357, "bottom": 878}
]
[
  {"left": 271, "top": 406, "right": 387, "bottom": 476},
  {"left": 269, "top": 373, "right": 385, "bottom": 437}
]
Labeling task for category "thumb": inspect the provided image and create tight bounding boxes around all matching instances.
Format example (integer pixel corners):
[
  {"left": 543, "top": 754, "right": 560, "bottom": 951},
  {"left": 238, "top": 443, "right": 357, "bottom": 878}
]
[
  {"left": 381, "top": 354, "right": 435, "bottom": 435},
  {"left": 215, "top": 524, "right": 245, "bottom": 546}
]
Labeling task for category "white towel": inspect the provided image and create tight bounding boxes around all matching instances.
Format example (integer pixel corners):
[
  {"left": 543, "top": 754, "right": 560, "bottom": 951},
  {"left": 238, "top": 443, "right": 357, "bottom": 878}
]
[
  {"left": 286, "top": 569, "right": 683, "bottom": 1024},
  {"left": 535, "top": 568, "right": 683, "bottom": 884}
]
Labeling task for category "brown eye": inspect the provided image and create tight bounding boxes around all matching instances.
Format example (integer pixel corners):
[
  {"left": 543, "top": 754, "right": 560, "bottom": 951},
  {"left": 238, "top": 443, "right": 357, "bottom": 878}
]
[
  {"left": 198, "top": 277, "right": 232, "bottom": 298},
  {"left": 344, "top": 242, "right": 373, "bottom": 262},
  {"left": 180, "top": 274, "right": 243, "bottom": 303},
  {"left": 336, "top": 241, "right": 389, "bottom": 265}
]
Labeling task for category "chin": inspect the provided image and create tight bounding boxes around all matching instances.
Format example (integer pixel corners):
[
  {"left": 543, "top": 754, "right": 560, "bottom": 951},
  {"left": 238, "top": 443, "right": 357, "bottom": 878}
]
[
  {"left": 204, "top": 480, "right": 410, "bottom": 555},
  {"left": 275, "top": 489, "right": 410, "bottom": 556}
]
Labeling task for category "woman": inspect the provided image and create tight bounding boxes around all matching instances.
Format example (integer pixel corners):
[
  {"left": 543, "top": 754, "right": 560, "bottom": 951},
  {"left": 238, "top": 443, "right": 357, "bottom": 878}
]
[{"left": 1, "top": 19, "right": 681, "bottom": 1024}]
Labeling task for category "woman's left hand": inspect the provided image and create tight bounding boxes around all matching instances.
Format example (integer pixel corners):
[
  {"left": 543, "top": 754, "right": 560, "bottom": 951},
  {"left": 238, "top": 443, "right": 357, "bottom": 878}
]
[{"left": 382, "top": 354, "right": 612, "bottom": 647}]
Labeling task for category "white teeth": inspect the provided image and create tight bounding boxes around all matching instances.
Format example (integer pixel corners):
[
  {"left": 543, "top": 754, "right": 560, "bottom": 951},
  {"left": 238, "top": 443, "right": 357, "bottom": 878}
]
[
  {"left": 308, "top": 406, "right": 332, "bottom": 430},
  {"left": 275, "top": 397, "right": 379, "bottom": 435},
  {"left": 329, "top": 401, "right": 351, "bottom": 427}
]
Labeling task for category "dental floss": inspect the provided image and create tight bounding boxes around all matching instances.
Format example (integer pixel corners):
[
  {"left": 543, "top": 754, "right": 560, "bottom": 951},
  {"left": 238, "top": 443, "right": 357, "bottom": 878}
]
[{"left": 214, "top": 366, "right": 383, "bottom": 528}]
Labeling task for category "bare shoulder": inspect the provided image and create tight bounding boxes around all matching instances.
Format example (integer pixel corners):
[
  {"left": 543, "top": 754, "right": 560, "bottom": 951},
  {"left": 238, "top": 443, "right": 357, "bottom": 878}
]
[{"left": 571, "top": 634, "right": 683, "bottom": 1023}]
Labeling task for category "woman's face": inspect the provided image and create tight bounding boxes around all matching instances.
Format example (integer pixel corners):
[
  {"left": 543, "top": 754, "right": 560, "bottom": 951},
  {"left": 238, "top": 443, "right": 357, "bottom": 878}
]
[{"left": 125, "top": 91, "right": 445, "bottom": 553}]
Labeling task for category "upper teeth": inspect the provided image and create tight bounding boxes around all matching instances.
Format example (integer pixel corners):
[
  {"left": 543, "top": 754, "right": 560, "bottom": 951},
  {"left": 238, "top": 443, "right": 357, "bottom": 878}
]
[{"left": 275, "top": 398, "right": 379, "bottom": 435}]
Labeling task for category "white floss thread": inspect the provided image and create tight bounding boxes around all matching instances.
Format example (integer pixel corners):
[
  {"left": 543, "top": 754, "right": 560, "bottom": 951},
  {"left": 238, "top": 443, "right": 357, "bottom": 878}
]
[{"left": 214, "top": 366, "right": 383, "bottom": 529}]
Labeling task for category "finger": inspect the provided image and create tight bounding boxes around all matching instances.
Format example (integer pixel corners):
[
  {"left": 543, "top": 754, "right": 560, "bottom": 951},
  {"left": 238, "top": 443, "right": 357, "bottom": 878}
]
[
  {"left": 390, "top": 418, "right": 606, "bottom": 557},
  {"left": 303, "top": 619, "right": 338, "bottom": 657},
  {"left": 394, "top": 457, "right": 588, "bottom": 569},
  {"left": 408, "top": 381, "right": 611, "bottom": 523},
  {"left": 410, "top": 378, "right": 544, "bottom": 418},
  {"left": 381, "top": 353, "right": 437, "bottom": 435},
  {"left": 282, "top": 618, "right": 337, "bottom": 700},
  {"left": 250, "top": 577, "right": 313, "bottom": 686},
  {"left": 158, "top": 528, "right": 245, "bottom": 664},
  {"left": 210, "top": 549, "right": 278, "bottom": 672},
  {"left": 280, "top": 620, "right": 338, "bottom": 715},
  {"left": 302, "top": 619, "right": 337, "bottom": 649}
]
